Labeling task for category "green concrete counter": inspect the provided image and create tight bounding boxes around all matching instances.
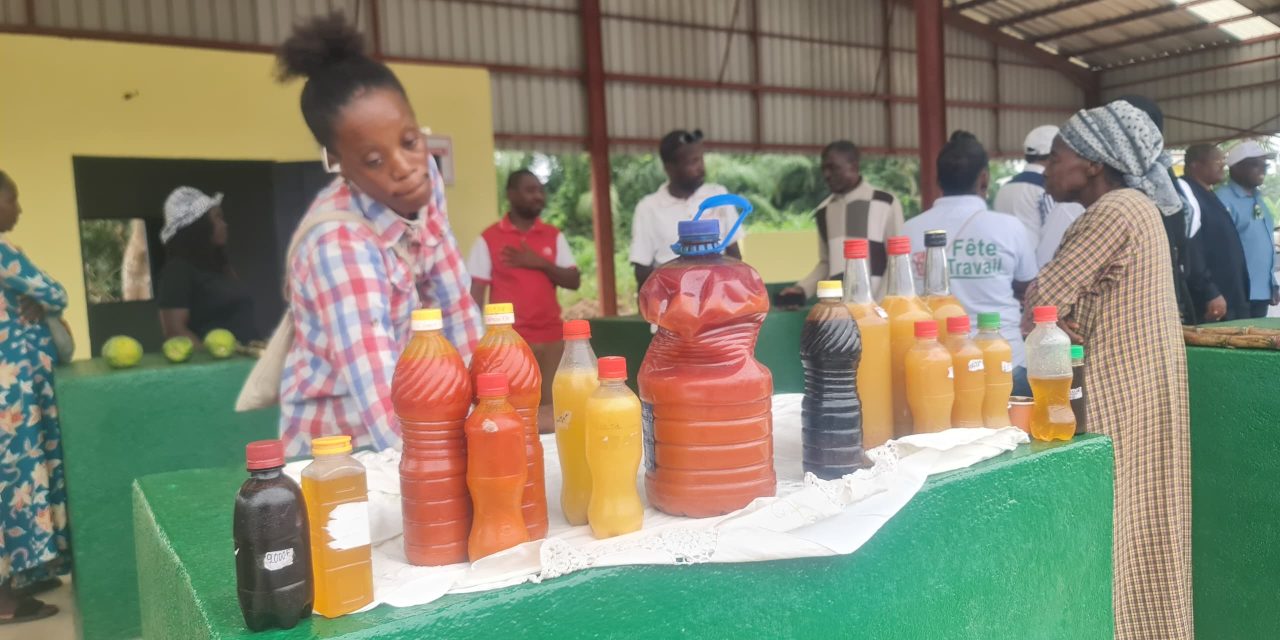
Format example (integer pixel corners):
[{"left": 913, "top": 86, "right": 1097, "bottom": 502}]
[
  {"left": 133, "top": 436, "right": 1115, "bottom": 639},
  {"left": 56, "top": 355, "right": 279, "bottom": 640}
]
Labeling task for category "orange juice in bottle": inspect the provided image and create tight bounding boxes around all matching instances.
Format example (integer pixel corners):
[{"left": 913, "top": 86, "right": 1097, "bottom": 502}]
[
  {"left": 921, "top": 230, "right": 966, "bottom": 342},
  {"left": 905, "top": 320, "right": 954, "bottom": 434},
  {"left": 552, "top": 320, "right": 598, "bottom": 526},
  {"left": 1026, "top": 306, "right": 1076, "bottom": 441},
  {"left": 881, "top": 236, "right": 932, "bottom": 436},
  {"left": 466, "top": 373, "right": 530, "bottom": 560},
  {"left": 300, "top": 436, "right": 373, "bottom": 618},
  {"left": 585, "top": 357, "right": 644, "bottom": 539},
  {"left": 944, "top": 315, "right": 985, "bottom": 428},
  {"left": 974, "top": 312, "right": 1014, "bottom": 427},
  {"left": 470, "top": 303, "right": 547, "bottom": 540},
  {"left": 843, "top": 239, "right": 892, "bottom": 449}
]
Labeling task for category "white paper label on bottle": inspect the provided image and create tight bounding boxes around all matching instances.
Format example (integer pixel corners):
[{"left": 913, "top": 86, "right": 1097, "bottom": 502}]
[
  {"left": 263, "top": 548, "right": 295, "bottom": 571},
  {"left": 875, "top": 307, "right": 889, "bottom": 319},
  {"left": 967, "top": 359, "right": 984, "bottom": 372},
  {"left": 326, "top": 501, "right": 371, "bottom": 551},
  {"left": 1069, "top": 387, "right": 1083, "bottom": 400},
  {"left": 1001, "top": 361, "right": 1013, "bottom": 374},
  {"left": 485, "top": 313, "right": 516, "bottom": 326},
  {"left": 411, "top": 318, "right": 443, "bottom": 331},
  {"left": 947, "top": 366, "right": 954, "bottom": 379}
]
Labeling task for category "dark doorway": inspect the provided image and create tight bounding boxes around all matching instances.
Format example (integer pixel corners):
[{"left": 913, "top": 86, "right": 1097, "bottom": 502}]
[{"left": 73, "top": 157, "right": 328, "bottom": 354}]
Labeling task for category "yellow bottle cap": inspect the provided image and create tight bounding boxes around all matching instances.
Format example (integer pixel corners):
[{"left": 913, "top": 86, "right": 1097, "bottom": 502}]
[
  {"left": 816, "top": 280, "right": 842, "bottom": 298},
  {"left": 484, "top": 303, "right": 516, "bottom": 325},
  {"left": 411, "top": 308, "right": 443, "bottom": 331},
  {"left": 311, "top": 435, "right": 353, "bottom": 457}
]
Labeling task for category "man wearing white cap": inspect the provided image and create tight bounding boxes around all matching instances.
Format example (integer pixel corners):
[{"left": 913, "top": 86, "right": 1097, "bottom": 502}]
[
  {"left": 995, "top": 125, "right": 1086, "bottom": 263},
  {"left": 1216, "top": 141, "right": 1278, "bottom": 318}
]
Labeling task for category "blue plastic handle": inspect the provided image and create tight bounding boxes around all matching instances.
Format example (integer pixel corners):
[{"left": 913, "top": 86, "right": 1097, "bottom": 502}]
[{"left": 691, "top": 193, "right": 753, "bottom": 254}]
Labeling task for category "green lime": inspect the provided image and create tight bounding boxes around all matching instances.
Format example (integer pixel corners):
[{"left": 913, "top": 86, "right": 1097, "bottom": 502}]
[
  {"left": 204, "top": 329, "right": 237, "bottom": 359},
  {"left": 102, "top": 336, "right": 144, "bottom": 369},
  {"left": 163, "top": 336, "right": 194, "bottom": 363}
]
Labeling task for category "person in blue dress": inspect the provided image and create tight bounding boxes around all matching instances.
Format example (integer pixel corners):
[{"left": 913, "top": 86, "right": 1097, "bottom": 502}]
[{"left": 0, "top": 170, "right": 70, "bottom": 625}]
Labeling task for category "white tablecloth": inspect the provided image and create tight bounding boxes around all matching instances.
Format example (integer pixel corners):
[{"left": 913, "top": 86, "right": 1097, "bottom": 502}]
[{"left": 285, "top": 394, "right": 1028, "bottom": 609}]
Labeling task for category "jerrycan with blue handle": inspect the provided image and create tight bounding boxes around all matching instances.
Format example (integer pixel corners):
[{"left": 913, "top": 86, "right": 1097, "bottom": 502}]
[{"left": 637, "top": 194, "right": 777, "bottom": 518}]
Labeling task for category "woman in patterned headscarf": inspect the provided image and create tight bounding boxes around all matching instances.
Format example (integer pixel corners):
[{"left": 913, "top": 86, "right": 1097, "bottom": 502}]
[{"left": 1028, "top": 100, "right": 1191, "bottom": 639}]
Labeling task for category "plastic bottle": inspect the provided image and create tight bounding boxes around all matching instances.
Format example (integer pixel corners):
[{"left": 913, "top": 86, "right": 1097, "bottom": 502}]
[
  {"left": 881, "top": 236, "right": 933, "bottom": 436},
  {"left": 466, "top": 373, "right": 530, "bottom": 560},
  {"left": 922, "top": 230, "right": 967, "bottom": 342},
  {"left": 801, "top": 280, "right": 868, "bottom": 479},
  {"left": 1070, "top": 345, "right": 1088, "bottom": 435},
  {"left": 974, "top": 312, "right": 1014, "bottom": 428},
  {"left": 945, "top": 315, "right": 985, "bottom": 428},
  {"left": 391, "top": 308, "right": 472, "bottom": 566},
  {"left": 552, "top": 319, "right": 599, "bottom": 526},
  {"left": 301, "top": 436, "right": 373, "bottom": 618},
  {"left": 638, "top": 194, "right": 776, "bottom": 518},
  {"left": 1026, "top": 306, "right": 1076, "bottom": 442},
  {"left": 905, "top": 319, "right": 954, "bottom": 434},
  {"left": 234, "top": 440, "right": 313, "bottom": 631},
  {"left": 470, "top": 303, "right": 547, "bottom": 540},
  {"left": 842, "top": 239, "right": 893, "bottom": 449},
  {"left": 585, "top": 356, "right": 644, "bottom": 539}
]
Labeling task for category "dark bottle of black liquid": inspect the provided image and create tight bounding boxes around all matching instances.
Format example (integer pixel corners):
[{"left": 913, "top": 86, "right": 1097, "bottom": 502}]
[
  {"left": 234, "top": 440, "right": 313, "bottom": 631},
  {"left": 1070, "top": 345, "right": 1088, "bottom": 435},
  {"left": 800, "top": 281, "right": 870, "bottom": 479}
]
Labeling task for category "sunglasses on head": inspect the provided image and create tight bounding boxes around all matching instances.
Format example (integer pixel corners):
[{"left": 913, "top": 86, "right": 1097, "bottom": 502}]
[{"left": 678, "top": 129, "right": 704, "bottom": 145}]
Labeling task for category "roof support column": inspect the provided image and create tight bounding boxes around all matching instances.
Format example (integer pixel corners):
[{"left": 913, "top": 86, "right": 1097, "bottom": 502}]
[
  {"left": 581, "top": 0, "right": 618, "bottom": 316},
  {"left": 914, "top": 0, "right": 946, "bottom": 208}
]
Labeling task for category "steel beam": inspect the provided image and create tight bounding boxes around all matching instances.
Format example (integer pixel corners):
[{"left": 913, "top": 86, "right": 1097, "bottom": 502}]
[
  {"left": 916, "top": 0, "right": 947, "bottom": 208},
  {"left": 580, "top": 0, "right": 618, "bottom": 317},
  {"left": 1064, "top": 9, "right": 1280, "bottom": 59},
  {"left": 1031, "top": 0, "right": 1213, "bottom": 44},
  {"left": 990, "top": 0, "right": 1104, "bottom": 30}
]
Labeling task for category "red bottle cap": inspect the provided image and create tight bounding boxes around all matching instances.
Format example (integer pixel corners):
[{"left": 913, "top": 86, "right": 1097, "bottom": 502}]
[
  {"left": 914, "top": 319, "right": 939, "bottom": 339},
  {"left": 245, "top": 440, "right": 285, "bottom": 471},
  {"left": 598, "top": 356, "right": 627, "bottom": 381},
  {"left": 1033, "top": 306, "right": 1058, "bottom": 324},
  {"left": 844, "top": 238, "right": 869, "bottom": 260},
  {"left": 563, "top": 319, "right": 591, "bottom": 340},
  {"left": 887, "top": 236, "right": 911, "bottom": 256},
  {"left": 476, "top": 372, "right": 510, "bottom": 398},
  {"left": 946, "top": 315, "right": 970, "bottom": 335}
]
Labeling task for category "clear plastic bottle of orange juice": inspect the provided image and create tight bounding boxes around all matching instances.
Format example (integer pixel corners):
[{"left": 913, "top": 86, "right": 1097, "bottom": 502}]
[
  {"left": 905, "top": 319, "right": 955, "bottom": 434},
  {"left": 552, "top": 319, "right": 598, "bottom": 526},
  {"left": 921, "top": 230, "right": 966, "bottom": 342},
  {"left": 944, "top": 315, "right": 985, "bottom": 428},
  {"left": 974, "top": 312, "right": 1014, "bottom": 427},
  {"left": 466, "top": 373, "right": 530, "bottom": 560},
  {"left": 300, "top": 436, "right": 373, "bottom": 618},
  {"left": 585, "top": 356, "right": 644, "bottom": 539},
  {"left": 470, "top": 303, "right": 547, "bottom": 540},
  {"left": 391, "top": 308, "right": 472, "bottom": 567},
  {"left": 843, "top": 239, "right": 893, "bottom": 449},
  {"left": 881, "top": 236, "right": 933, "bottom": 436},
  {"left": 1026, "top": 306, "right": 1076, "bottom": 441}
]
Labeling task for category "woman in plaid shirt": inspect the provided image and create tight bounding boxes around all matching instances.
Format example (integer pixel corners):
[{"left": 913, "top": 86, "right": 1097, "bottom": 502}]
[{"left": 273, "top": 14, "right": 483, "bottom": 456}]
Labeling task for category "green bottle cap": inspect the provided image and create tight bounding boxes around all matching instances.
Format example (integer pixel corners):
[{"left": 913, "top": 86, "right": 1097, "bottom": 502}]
[
  {"left": 977, "top": 312, "right": 1000, "bottom": 330},
  {"left": 1071, "top": 345, "right": 1084, "bottom": 360}
]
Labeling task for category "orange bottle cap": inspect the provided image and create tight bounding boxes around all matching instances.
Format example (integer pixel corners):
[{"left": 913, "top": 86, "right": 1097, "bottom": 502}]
[
  {"left": 598, "top": 356, "right": 627, "bottom": 381},
  {"left": 914, "top": 319, "right": 939, "bottom": 339},
  {"left": 476, "top": 372, "right": 510, "bottom": 397}
]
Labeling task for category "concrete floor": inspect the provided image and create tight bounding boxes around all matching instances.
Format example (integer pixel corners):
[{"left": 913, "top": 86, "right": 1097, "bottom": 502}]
[{"left": 0, "top": 578, "right": 77, "bottom": 640}]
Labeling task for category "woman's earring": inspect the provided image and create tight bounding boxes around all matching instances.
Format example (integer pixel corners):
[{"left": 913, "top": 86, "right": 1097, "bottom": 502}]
[{"left": 322, "top": 148, "right": 341, "bottom": 174}]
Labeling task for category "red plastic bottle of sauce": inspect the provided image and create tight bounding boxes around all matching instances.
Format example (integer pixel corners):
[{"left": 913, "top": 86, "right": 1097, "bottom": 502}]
[
  {"left": 391, "top": 308, "right": 472, "bottom": 566},
  {"left": 466, "top": 373, "right": 530, "bottom": 560},
  {"left": 470, "top": 302, "right": 548, "bottom": 540},
  {"left": 234, "top": 440, "right": 313, "bottom": 631},
  {"left": 638, "top": 195, "right": 776, "bottom": 518}
]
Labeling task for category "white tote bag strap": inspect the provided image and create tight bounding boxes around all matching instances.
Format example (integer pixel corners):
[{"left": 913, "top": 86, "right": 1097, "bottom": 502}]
[{"left": 236, "top": 210, "right": 379, "bottom": 412}]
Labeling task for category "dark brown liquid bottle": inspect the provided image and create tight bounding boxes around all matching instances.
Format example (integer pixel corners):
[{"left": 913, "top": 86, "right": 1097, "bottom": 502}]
[
  {"left": 234, "top": 440, "right": 313, "bottom": 631},
  {"left": 1070, "top": 345, "right": 1087, "bottom": 435},
  {"left": 800, "top": 281, "right": 869, "bottom": 479}
]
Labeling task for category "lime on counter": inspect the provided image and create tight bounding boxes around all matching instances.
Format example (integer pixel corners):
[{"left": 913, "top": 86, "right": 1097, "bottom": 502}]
[
  {"left": 204, "top": 329, "right": 237, "bottom": 359},
  {"left": 102, "top": 336, "right": 144, "bottom": 369},
  {"left": 163, "top": 336, "right": 194, "bottom": 363}
]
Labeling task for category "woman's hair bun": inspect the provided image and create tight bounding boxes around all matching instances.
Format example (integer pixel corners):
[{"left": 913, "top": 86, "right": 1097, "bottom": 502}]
[
  {"left": 276, "top": 12, "right": 367, "bottom": 81},
  {"left": 949, "top": 130, "right": 978, "bottom": 143}
]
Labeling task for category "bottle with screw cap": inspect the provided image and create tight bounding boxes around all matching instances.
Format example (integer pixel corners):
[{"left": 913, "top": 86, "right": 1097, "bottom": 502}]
[
  {"left": 585, "top": 356, "right": 644, "bottom": 538},
  {"left": 800, "top": 281, "right": 869, "bottom": 479},
  {"left": 301, "top": 435, "right": 373, "bottom": 618},
  {"left": 843, "top": 239, "right": 892, "bottom": 449},
  {"left": 974, "top": 312, "right": 1014, "bottom": 427},
  {"left": 905, "top": 319, "right": 955, "bottom": 434},
  {"left": 922, "top": 230, "right": 966, "bottom": 342},
  {"left": 882, "top": 236, "right": 932, "bottom": 436},
  {"left": 944, "top": 315, "right": 985, "bottom": 428},
  {"left": 1026, "top": 306, "right": 1075, "bottom": 441},
  {"left": 552, "top": 319, "right": 599, "bottom": 526},
  {"left": 1070, "top": 345, "right": 1087, "bottom": 435},
  {"left": 466, "top": 373, "right": 530, "bottom": 560}
]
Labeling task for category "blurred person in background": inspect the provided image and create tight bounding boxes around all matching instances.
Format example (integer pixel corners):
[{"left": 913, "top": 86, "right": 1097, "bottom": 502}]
[
  {"left": 1216, "top": 141, "right": 1278, "bottom": 318},
  {"left": 1184, "top": 144, "right": 1249, "bottom": 322}
]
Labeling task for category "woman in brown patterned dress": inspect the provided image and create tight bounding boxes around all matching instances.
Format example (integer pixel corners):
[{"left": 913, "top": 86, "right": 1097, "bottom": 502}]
[{"left": 1028, "top": 101, "right": 1192, "bottom": 639}]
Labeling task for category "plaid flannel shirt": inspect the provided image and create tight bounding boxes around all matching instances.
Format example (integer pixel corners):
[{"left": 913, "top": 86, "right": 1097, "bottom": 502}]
[{"left": 279, "top": 158, "right": 484, "bottom": 456}]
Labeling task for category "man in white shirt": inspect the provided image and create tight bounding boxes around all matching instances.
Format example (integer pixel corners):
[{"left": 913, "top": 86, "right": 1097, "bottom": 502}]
[
  {"left": 903, "top": 131, "right": 1038, "bottom": 396},
  {"left": 995, "top": 125, "right": 1085, "bottom": 251},
  {"left": 629, "top": 129, "right": 743, "bottom": 291}
]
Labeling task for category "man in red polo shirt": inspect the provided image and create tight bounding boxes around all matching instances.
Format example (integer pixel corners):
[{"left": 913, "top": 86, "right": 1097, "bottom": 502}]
[{"left": 468, "top": 169, "right": 580, "bottom": 430}]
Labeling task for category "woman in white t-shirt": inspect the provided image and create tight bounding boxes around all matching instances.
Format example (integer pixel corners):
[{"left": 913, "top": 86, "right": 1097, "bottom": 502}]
[{"left": 902, "top": 131, "right": 1038, "bottom": 396}]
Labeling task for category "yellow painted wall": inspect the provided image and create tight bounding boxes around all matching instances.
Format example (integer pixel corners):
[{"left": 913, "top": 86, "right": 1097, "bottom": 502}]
[
  {"left": 0, "top": 34, "right": 496, "bottom": 359},
  {"left": 744, "top": 230, "right": 818, "bottom": 284}
]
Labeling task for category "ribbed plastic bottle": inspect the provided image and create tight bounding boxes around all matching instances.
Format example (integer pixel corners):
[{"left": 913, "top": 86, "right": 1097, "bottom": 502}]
[
  {"left": 465, "top": 373, "right": 530, "bottom": 560},
  {"left": 905, "top": 319, "right": 955, "bottom": 434},
  {"left": 585, "top": 356, "right": 644, "bottom": 539},
  {"left": 800, "top": 280, "right": 868, "bottom": 479},
  {"left": 552, "top": 319, "right": 598, "bottom": 526},
  {"left": 944, "top": 315, "right": 985, "bottom": 428}
]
